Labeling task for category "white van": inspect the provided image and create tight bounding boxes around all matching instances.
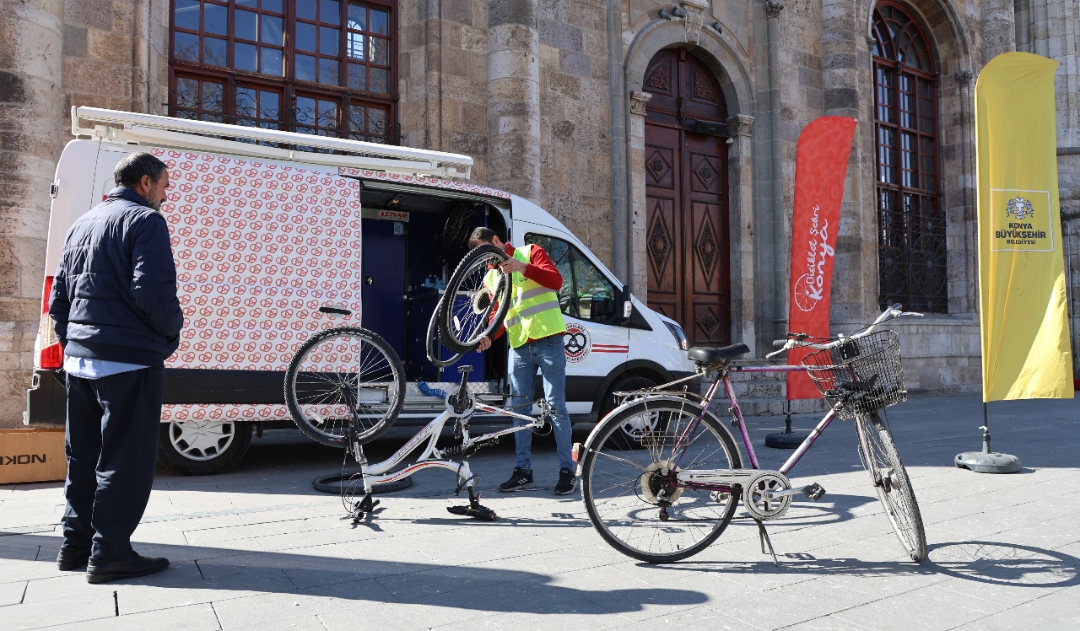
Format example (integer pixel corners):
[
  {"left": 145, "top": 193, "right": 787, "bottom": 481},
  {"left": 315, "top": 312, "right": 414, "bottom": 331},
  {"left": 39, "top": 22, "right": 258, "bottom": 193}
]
[{"left": 25, "top": 107, "right": 695, "bottom": 474}]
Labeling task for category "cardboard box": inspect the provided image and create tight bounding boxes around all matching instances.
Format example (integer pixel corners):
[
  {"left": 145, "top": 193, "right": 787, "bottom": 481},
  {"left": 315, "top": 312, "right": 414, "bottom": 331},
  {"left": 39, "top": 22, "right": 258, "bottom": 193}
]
[{"left": 0, "top": 429, "right": 67, "bottom": 485}]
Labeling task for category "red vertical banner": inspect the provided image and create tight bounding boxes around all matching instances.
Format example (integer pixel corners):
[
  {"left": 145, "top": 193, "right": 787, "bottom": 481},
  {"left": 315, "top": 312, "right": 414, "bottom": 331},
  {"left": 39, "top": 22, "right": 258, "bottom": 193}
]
[{"left": 787, "top": 117, "right": 858, "bottom": 400}]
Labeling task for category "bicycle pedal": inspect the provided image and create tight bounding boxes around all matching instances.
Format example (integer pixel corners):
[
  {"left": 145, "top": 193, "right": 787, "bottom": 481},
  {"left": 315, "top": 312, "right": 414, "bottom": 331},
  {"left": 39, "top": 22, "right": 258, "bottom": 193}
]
[{"left": 802, "top": 483, "right": 826, "bottom": 501}]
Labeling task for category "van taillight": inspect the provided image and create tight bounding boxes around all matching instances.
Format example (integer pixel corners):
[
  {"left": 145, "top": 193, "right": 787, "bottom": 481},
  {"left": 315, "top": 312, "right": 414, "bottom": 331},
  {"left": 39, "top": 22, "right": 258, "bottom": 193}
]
[{"left": 37, "top": 276, "right": 62, "bottom": 370}]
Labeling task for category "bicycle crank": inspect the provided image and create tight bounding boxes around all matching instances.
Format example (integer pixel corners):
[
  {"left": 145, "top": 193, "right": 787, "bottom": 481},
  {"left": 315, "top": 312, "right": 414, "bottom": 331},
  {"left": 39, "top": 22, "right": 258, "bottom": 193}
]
[
  {"left": 758, "top": 482, "right": 827, "bottom": 502},
  {"left": 743, "top": 471, "right": 793, "bottom": 521}
]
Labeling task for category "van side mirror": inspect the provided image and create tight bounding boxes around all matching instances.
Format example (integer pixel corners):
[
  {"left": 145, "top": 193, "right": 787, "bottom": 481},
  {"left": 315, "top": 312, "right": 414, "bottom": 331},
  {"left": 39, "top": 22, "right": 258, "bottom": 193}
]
[{"left": 620, "top": 284, "right": 632, "bottom": 326}]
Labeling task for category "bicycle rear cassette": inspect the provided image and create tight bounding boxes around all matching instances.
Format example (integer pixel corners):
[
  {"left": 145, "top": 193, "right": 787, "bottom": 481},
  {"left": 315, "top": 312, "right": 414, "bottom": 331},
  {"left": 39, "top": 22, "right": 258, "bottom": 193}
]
[{"left": 742, "top": 471, "right": 792, "bottom": 521}]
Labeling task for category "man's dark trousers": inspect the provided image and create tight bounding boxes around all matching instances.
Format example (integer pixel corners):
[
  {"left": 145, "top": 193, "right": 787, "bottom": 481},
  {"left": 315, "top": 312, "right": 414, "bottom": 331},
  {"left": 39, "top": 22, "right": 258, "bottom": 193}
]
[{"left": 63, "top": 366, "right": 164, "bottom": 563}]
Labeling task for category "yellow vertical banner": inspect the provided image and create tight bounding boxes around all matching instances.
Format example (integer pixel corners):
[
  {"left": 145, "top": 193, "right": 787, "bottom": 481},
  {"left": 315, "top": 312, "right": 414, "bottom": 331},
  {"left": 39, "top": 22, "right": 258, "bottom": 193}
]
[{"left": 977, "top": 52, "right": 1072, "bottom": 401}]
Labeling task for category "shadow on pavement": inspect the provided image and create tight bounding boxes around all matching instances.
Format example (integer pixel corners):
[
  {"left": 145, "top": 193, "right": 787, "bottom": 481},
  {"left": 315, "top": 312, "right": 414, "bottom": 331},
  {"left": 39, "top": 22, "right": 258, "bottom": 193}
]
[
  {"left": 0, "top": 535, "right": 708, "bottom": 613},
  {"left": 641, "top": 540, "right": 1079, "bottom": 589}
]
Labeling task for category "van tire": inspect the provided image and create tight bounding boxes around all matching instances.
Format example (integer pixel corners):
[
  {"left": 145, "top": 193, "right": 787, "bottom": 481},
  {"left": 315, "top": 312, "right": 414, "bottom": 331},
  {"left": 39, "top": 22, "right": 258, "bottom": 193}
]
[
  {"left": 600, "top": 375, "right": 662, "bottom": 442},
  {"left": 158, "top": 421, "right": 253, "bottom": 475}
]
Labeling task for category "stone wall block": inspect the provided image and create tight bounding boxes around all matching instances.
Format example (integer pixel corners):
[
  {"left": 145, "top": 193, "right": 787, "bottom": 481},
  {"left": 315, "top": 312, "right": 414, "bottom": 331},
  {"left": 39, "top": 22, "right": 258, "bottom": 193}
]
[
  {"left": 460, "top": 24, "right": 487, "bottom": 53},
  {"left": 488, "top": 23, "right": 534, "bottom": 52},
  {"left": 538, "top": 18, "right": 582, "bottom": 51},
  {"left": 489, "top": 0, "right": 536, "bottom": 26},
  {"left": 489, "top": 48, "right": 538, "bottom": 80},
  {"left": 541, "top": 70, "right": 581, "bottom": 99},
  {"left": 442, "top": 0, "right": 474, "bottom": 25},
  {"left": 62, "top": 24, "right": 86, "bottom": 57},
  {"left": 87, "top": 27, "right": 134, "bottom": 68},
  {"left": 64, "top": 0, "right": 111, "bottom": 31},
  {"left": 559, "top": 50, "right": 591, "bottom": 77}
]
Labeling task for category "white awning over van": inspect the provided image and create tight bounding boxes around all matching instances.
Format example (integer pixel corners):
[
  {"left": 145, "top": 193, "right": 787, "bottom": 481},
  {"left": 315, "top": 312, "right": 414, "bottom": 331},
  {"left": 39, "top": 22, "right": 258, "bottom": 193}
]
[{"left": 71, "top": 107, "right": 473, "bottom": 180}]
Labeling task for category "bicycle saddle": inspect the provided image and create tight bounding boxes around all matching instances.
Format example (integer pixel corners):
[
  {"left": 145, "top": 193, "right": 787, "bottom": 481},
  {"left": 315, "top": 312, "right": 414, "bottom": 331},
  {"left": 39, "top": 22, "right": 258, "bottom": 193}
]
[{"left": 687, "top": 343, "right": 750, "bottom": 364}]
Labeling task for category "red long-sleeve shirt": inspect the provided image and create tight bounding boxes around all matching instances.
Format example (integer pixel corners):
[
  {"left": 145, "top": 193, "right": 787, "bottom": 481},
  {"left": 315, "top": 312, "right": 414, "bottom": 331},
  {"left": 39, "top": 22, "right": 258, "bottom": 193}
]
[{"left": 490, "top": 243, "right": 563, "bottom": 343}]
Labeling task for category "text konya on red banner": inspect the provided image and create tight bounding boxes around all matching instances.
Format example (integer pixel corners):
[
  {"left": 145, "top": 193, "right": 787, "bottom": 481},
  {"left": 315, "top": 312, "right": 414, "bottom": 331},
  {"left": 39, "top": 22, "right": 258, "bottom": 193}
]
[{"left": 787, "top": 117, "right": 858, "bottom": 400}]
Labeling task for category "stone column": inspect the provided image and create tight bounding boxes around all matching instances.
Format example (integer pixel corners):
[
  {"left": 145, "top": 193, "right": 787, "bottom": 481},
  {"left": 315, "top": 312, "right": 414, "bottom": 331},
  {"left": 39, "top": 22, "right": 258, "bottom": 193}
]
[
  {"left": 628, "top": 90, "right": 652, "bottom": 298},
  {"left": 759, "top": 0, "right": 784, "bottom": 350},
  {"left": 982, "top": 0, "right": 1016, "bottom": 61},
  {"left": 487, "top": 0, "right": 540, "bottom": 202},
  {"left": 131, "top": 0, "right": 170, "bottom": 116},
  {"left": 607, "top": 0, "right": 628, "bottom": 284},
  {"left": 821, "top": 0, "right": 873, "bottom": 323},
  {"left": 0, "top": 0, "right": 64, "bottom": 427},
  {"left": 727, "top": 114, "right": 756, "bottom": 351}
]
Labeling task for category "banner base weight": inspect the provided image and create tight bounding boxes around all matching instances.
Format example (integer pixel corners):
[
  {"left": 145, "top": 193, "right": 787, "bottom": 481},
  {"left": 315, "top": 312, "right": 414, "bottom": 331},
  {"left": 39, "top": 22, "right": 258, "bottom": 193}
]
[{"left": 954, "top": 451, "right": 1021, "bottom": 474}]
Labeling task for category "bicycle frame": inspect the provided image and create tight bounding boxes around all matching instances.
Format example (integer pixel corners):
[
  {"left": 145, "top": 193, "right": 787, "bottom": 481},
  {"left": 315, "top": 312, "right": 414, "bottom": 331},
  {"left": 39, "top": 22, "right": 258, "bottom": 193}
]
[
  {"left": 655, "top": 365, "right": 836, "bottom": 495},
  {"left": 655, "top": 306, "right": 920, "bottom": 495},
  {"left": 355, "top": 396, "right": 546, "bottom": 495}
]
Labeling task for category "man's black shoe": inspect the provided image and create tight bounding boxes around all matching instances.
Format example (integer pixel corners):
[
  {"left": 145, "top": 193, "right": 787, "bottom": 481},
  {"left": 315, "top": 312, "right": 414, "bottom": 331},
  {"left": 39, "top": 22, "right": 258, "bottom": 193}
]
[
  {"left": 498, "top": 467, "right": 534, "bottom": 492},
  {"left": 57, "top": 546, "right": 91, "bottom": 571},
  {"left": 554, "top": 468, "right": 577, "bottom": 496},
  {"left": 86, "top": 553, "right": 169, "bottom": 584}
]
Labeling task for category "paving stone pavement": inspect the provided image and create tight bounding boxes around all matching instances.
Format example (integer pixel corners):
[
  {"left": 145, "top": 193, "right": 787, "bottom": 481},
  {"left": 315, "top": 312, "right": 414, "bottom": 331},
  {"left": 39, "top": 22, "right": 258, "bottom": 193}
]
[{"left": 1, "top": 393, "right": 1078, "bottom": 631}]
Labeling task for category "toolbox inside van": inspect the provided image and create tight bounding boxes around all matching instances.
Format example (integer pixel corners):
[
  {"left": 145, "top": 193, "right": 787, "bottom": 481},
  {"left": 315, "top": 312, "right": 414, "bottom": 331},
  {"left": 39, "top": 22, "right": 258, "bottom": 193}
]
[{"left": 356, "top": 184, "right": 509, "bottom": 385}]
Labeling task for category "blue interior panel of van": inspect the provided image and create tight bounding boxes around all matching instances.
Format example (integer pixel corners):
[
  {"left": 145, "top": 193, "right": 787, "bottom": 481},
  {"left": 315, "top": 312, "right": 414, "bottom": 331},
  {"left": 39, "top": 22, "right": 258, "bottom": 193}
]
[
  {"left": 360, "top": 218, "right": 406, "bottom": 362},
  {"left": 403, "top": 210, "right": 485, "bottom": 382}
]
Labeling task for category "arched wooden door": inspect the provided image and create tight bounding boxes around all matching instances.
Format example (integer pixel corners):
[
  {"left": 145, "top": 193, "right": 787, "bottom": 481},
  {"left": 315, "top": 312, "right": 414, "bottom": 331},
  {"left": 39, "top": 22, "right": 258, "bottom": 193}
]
[{"left": 643, "top": 49, "right": 731, "bottom": 347}]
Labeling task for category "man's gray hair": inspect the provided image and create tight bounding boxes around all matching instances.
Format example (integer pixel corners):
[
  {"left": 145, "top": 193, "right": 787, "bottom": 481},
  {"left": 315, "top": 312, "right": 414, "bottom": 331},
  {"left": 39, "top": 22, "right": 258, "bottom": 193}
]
[{"left": 114, "top": 152, "right": 168, "bottom": 188}]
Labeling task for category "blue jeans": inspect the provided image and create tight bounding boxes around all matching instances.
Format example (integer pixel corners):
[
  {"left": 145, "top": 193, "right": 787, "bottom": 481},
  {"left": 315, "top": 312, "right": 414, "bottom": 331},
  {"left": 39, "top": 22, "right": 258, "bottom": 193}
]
[{"left": 508, "top": 335, "right": 574, "bottom": 472}]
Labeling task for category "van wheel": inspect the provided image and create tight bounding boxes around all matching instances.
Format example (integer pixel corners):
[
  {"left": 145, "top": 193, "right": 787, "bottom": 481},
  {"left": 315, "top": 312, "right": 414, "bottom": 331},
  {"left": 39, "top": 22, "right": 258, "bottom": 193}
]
[
  {"left": 158, "top": 421, "right": 253, "bottom": 476},
  {"left": 600, "top": 375, "right": 663, "bottom": 442}
]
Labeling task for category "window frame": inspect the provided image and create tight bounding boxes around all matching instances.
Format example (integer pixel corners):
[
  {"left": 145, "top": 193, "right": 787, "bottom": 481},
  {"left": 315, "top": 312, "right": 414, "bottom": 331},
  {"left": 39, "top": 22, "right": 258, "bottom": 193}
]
[
  {"left": 523, "top": 232, "right": 621, "bottom": 327},
  {"left": 872, "top": 2, "right": 947, "bottom": 313},
  {"left": 168, "top": 0, "right": 398, "bottom": 145}
]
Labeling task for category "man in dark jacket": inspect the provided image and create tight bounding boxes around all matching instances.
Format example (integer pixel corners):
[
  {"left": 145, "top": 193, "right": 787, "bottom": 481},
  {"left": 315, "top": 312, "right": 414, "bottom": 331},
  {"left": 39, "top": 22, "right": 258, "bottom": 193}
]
[{"left": 49, "top": 151, "right": 183, "bottom": 584}]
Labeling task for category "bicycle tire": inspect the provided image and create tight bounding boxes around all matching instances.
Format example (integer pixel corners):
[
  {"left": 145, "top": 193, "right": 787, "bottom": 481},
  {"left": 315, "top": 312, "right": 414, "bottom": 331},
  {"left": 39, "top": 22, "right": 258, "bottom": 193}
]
[
  {"left": 312, "top": 470, "right": 412, "bottom": 494},
  {"left": 581, "top": 397, "right": 743, "bottom": 563},
  {"left": 426, "top": 296, "right": 464, "bottom": 368},
  {"left": 284, "top": 327, "right": 405, "bottom": 447},
  {"left": 857, "top": 411, "right": 927, "bottom": 562},
  {"left": 437, "top": 244, "right": 512, "bottom": 354}
]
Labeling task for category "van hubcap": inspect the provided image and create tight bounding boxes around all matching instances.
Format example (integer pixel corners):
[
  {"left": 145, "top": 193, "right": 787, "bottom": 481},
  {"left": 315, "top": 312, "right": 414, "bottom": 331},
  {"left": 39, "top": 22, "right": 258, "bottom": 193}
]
[{"left": 168, "top": 421, "right": 235, "bottom": 461}]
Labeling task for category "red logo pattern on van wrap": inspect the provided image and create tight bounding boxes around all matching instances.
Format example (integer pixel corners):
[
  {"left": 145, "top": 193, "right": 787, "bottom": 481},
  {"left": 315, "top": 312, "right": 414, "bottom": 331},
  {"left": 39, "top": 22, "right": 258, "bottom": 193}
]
[
  {"left": 152, "top": 148, "right": 362, "bottom": 422},
  {"left": 336, "top": 167, "right": 511, "bottom": 199}
]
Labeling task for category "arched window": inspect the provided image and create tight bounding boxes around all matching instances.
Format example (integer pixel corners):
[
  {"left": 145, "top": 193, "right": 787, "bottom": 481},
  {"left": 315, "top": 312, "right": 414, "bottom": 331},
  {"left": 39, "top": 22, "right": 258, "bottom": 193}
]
[{"left": 873, "top": 4, "right": 946, "bottom": 312}]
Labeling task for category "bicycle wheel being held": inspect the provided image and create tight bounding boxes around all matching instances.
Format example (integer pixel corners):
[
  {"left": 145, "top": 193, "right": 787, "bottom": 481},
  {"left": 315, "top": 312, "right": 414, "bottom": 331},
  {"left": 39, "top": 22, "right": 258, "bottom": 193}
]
[{"left": 577, "top": 304, "right": 927, "bottom": 564}]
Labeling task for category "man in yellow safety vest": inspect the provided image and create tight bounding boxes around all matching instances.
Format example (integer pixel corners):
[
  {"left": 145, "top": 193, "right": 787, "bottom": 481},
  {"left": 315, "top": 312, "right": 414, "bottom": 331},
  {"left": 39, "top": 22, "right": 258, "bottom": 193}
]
[{"left": 470, "top": 227, "right": 576, "bottom": 495}]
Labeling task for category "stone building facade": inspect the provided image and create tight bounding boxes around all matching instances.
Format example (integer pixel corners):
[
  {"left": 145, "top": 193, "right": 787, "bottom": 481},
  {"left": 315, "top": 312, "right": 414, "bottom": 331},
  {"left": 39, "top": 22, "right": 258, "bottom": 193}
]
[{"left": 0, "top": 0, "right": 1078, "bottom": 426}]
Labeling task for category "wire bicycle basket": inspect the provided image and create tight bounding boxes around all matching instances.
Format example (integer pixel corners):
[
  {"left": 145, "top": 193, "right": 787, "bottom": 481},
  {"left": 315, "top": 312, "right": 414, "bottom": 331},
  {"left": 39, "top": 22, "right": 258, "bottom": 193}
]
[{"left": 801, "top": 330, "right": 907, "bottom": 420}]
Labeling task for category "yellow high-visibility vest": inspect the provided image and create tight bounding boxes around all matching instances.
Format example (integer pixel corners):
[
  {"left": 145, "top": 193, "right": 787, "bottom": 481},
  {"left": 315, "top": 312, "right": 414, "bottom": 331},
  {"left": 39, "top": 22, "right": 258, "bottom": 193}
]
[{"left": 485, "top": 245, "right": 564, "bottom": 349}]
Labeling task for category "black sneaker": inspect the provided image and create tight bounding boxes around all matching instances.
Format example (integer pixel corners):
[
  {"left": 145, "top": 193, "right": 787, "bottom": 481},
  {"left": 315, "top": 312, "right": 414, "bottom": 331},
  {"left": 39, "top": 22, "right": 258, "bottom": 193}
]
[
  {"left": 554, "top": 468, "right": 577, "bottom": 496},
  {"left": 498, "top": 467, "right": 534, "bottom": 492}
]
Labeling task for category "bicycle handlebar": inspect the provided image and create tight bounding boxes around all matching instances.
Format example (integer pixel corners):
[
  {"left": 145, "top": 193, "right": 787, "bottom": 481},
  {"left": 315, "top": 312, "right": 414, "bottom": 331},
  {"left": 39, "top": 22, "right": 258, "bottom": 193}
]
[{"left": 764, "top": 305, "right": 923, "bottom": 360}]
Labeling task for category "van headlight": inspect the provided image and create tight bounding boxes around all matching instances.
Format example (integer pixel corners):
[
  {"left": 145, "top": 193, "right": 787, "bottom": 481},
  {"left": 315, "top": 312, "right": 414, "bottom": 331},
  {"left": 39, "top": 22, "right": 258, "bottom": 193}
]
[{"left": 663, "top": 321, "right": 688, "bottom": 351}]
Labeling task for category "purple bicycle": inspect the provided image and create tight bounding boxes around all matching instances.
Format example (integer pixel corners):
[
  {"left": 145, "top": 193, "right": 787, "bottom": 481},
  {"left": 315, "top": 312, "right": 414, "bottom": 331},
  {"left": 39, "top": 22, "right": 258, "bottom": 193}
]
[{"left": 577, "top": 305, "right": 927, "bottom": 564}]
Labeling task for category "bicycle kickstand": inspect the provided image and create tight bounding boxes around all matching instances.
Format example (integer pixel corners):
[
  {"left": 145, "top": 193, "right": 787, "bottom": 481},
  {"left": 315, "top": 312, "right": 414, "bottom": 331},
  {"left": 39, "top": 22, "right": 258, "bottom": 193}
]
[{"left": 755, "top": 519, "right": 779, "bottom": 567}]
